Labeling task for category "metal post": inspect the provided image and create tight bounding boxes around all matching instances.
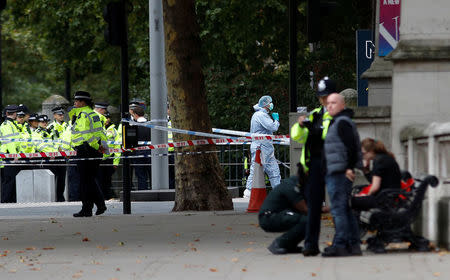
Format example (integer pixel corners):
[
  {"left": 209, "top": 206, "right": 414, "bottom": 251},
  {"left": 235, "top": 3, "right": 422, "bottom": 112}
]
[
  {"left": 149, "top": 0, "right": 169, "bottom": 190},
  {"left": 428, "top": 136, "right": 437, "bottom": 241},
  {"left": 289, "top": 0, "right": 298, "bottom": 113},
  {"left": 121, "top": 0, "right": 131, "bottom": 214}
]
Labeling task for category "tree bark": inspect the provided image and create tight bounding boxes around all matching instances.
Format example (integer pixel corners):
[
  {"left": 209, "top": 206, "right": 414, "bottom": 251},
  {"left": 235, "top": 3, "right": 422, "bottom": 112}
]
[{"left": 163, "top": 0, "right": 233, "bottom": 211}]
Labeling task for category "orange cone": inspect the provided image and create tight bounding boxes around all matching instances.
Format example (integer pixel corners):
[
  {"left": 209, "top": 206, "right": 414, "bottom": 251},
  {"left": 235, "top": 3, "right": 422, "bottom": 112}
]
[{"left": 247, "top": 148, "right": 267, "bottom": 213}]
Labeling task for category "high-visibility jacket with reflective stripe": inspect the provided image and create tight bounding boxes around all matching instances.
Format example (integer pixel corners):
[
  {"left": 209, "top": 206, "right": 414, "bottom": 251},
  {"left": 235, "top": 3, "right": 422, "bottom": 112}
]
[
  {"left": 105, "top": 124, "right": 121, "bottom": 166},
  {"left": 70, "top": 106, "right": 107, "bottom": 150},
  {"left": 290, "top": 106, "right": 332, "bottom": 172},
  {"left": 59, "top": 124, "right": 73, "bottom": 151},
  {"left": 48, "top": 120, "right": 68, "bottom": 140},
  {"left": 17, "top": 122, "right": 35, "bottom": 153},
  {"left": 33, "top": 130, "right": 58, "bottom": 152},
  {"left": 0, "top": 118, "right": 21, "bottom": 153}
]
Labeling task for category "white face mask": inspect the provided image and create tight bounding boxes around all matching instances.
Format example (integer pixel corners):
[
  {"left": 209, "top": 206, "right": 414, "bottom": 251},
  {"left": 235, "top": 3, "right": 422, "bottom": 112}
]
[{"left": 269, "top": 103, "right": 274, "bottom": 111}]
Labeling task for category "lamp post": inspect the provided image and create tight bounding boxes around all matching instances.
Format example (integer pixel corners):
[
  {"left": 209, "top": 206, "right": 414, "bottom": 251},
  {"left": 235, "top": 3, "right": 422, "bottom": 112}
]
[{"left": 0, "top": 0, "right": 7, "bottom": 111}]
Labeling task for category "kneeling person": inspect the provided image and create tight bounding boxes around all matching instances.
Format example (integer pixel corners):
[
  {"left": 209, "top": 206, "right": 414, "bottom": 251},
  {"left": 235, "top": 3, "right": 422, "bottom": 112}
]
[{"left": 259, "top": 164, "right": 307, "bottom": 254}]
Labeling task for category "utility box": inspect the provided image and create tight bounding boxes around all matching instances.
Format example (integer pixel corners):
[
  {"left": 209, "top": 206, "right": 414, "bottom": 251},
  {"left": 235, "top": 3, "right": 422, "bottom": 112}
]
[{"left": 16, "top": 169, "right": 56, "bottom": 203}]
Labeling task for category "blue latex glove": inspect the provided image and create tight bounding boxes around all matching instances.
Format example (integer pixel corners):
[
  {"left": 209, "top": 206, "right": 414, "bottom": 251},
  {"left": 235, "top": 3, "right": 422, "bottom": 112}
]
[{"left": 271, "top": 112, "right": 279, "bottom": 121}]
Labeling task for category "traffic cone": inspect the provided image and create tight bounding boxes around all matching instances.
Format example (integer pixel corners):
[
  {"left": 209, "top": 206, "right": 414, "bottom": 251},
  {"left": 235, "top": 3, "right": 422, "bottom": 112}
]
[{"left": 247, "top": 148, "right": 267, "bottom": 213}]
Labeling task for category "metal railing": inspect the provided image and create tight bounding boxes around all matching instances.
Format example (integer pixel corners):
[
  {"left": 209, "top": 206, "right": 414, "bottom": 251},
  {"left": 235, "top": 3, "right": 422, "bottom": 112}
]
[{"left": 110, "top": 143, "right": 290, "bottom": 194}]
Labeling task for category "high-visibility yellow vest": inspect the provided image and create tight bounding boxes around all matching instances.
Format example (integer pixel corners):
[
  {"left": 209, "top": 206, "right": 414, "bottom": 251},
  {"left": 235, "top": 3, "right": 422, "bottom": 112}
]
[
  {"left": 70, "top": 106, "right": 107, "bottom": 150},
  {"left": 290, "top": 106, "right": 332, "bottom": 172},
  {"left": 105, "top": 124, "right": 121, "bottom": 166},
  {"left": 0, "top": 118, "right": 21, "bottom": 154},
  {"left": 17, "top": 122, "right": 35, "bottom": 153},
  {"left": 48, "top": 120, "right": 68, "bottom": 139}
]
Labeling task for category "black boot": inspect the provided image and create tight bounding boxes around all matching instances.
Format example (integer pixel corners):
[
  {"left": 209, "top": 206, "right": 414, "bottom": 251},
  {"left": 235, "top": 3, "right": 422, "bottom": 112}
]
[
  {"left": 95, "top": 206, "right": 107, "bottom": 216},
  {"left": 73, "top": 210, "right": 92, "bottom": 217}
]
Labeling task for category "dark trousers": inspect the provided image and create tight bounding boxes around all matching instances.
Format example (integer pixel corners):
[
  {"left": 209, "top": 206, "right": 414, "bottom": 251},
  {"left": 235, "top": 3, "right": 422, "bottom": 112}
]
[
  {"left": 169, "top": 154, "right": 175, "bottom": 189},
  {"left": 132, "top": 150, "right": 151, "bottom": 190},
  {"left": 259, "top": 210, "right": 307, "bottom": 249},
  {"left": 68, "top": 165, "right": 81, "bottom": 201},
  {"left": 304, "top": 157, "right": 326, "bottom": 251},
  {"left": 1, "top": 164, "right": 19, "bottom": 203},
  {"left": 49, "top": 161, "right": 67, "bottom": 202},
  {"left": 96, "top": 158, "right": 115, "bottom": 199},
  {"left": 75, "top": 145, "right": 105, "bottom": 213}
]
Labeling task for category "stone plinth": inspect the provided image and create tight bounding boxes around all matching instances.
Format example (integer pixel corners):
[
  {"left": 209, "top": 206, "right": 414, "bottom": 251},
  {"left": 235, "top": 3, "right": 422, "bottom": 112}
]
[{"left": 16, "top": 169, "right": 56, "bottom": 203}]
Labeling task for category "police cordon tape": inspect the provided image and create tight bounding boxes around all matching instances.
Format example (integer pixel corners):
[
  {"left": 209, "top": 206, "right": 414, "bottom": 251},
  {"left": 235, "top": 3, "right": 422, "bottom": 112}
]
[
  {"left": 0, "top": 122, "right": 289, "bottom": 159},
  {"left": 0, "top": 134, "right": 289, "bottom": 159},
  {"left": 124, "top": 120, "right": 289, "bottom": 141}
]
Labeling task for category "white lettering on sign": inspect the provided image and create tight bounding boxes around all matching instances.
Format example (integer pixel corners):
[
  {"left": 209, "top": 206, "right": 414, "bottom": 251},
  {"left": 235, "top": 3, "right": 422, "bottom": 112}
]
[{"left": 383, "top": 0, "right": 399, "bottom": 5}]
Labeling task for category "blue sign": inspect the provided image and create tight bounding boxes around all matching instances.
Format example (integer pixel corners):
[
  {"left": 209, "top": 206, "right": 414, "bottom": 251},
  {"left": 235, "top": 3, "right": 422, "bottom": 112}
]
[{"left": 356, "top": 30, "right": 375, "bottom": 107}]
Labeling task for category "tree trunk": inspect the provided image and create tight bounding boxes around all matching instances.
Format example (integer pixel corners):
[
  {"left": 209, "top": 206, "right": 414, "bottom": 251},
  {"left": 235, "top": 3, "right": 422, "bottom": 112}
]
[{"left": 162, "top": 0, "right": 233, "bottom": 211}]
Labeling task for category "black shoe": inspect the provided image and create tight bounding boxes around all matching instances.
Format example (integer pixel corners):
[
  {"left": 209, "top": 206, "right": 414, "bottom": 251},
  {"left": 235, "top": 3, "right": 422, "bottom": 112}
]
[
  {"left": 268, "top": 240, "right": 288, "bottom": 255},
  {"left": 302, "top": 247, "right": 321, "bottom": 257},
  {"left": 95, "top": 206, "right": 107, "bottom": 216},
  {"left": 321, "top": 246, "right": 350, "bottom": 257},
  {"left": 73, "top": 211, "right": 92, "bottom": 217},
  {"left": 348, "top": 244, "right": 362, "bottom": 256}
]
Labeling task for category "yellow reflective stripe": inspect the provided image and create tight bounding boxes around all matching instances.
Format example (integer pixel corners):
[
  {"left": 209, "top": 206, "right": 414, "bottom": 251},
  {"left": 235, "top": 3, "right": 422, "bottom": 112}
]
[{"left": 73, "top": 127, "right": 103, "bottom": 135}]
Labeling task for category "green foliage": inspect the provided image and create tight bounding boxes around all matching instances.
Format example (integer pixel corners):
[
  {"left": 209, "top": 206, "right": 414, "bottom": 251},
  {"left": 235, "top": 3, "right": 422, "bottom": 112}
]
[{"left": 0, "top": 0, "right": 371, "bottom": 126}]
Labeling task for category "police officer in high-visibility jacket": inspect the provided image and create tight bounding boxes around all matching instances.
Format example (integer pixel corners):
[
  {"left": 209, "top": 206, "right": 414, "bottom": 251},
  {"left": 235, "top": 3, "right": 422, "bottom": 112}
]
[
  {"left": 71, "top": 91, "right": 108, "bottom": 217},
  {"left": 96, "top": 111, "right": 120, "bottom": 199},
  {"left": 290, "top": 77, "right": 335, "bottom": 256},
  {"left": 0, "top": 105, "right": 21, "bottom": 203},
  {"left": 46, "top": 107, "right": 69, "bottom": 202}
]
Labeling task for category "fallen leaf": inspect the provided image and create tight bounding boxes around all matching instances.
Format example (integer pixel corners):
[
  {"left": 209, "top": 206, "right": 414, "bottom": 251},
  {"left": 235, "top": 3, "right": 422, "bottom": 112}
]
[
  {"left": 242, "top": 268, "right": 247, "bottom": 272},
  {"left": 194, "top": 239, "right": 200, "bottom": 242},
  {"left": 209, "top": 268, "right": 217, "bottom": 272},
  {"left": 136, "top": 260, "right": 142, "bottom": 264},
  {"left": 9, "top": 269, "right": 17, "bottom": 273},
  {"left": 117, "top": 241, "right": 125, "bottom": 246},
  {"left": 27, "top": 264, "right": 34, "bottom": 266},
  {"left": 30, "top": 267, "right": 41, "bottom": 271},
  {"left": 72, "top": 272, "right": 83, "bottom": 278},
  {"left": 225, "top": 241, "right": 231, "bottom": 244},
  {"left": 25, "top": 247, "right": 36, "bottom": 251},
  {"left": 231, "top": 258, "right": 239, "bottom": 263},
  {"left": 16, "top": 251, "right": 24, "bottom": 254},
  {"left": 241, "top": 232, "right": 248, "bottom": 235},
  {"left": 326, "top": 241, "right": 332, "bottom": 246},
  {"left": 226, "top": 227, "right": 233, "bottom": 230},
  {"left": 245, "top": 248, "right": 253, "bottom": 252},
  {"left": 296, "top": 259, "right": 303, "bottom": 263},
  {"left": 82, "top": 237, "right": 90, "bottom": 242},
  {"left": 42, "top": 247, "right": 54, "bottom": 250},
  {"left": 312, "top": 273, "right": 317, "bottom": 277},
  {"left": 175, "top": 233, "right": 180, "bottom": 237},
  {"left": 190, "top": 247, "right": 197, "bottom": 252},
  {"left": 112, "top": 229, "right": 118, "bottom": 232},
  {"left": 433, "top": 272, "right": 441, "bottom": 277},
  {"left": 2, "top": 237, "right": 8, "bottom": 240},
  {"left": 74, "top": 232, "right": 81, "bottom": 235},
  {"left": 248, "top": 242, "right": 255, "bottom": 245},
  {"left": 282, "top": 257, "right": 289, "bottom": 261},
  {"left": 211, "top": 224, "right": 216, "bottom": 226},
  {"left": 116, "top": 268, "right": 120, "bottom": 271}
]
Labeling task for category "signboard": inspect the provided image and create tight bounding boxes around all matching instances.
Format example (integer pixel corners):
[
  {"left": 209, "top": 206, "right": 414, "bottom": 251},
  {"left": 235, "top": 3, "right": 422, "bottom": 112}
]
[
  {"left": 379, "top": 0, "right": 401, "bottom": 57},
  {"left": 356, "top": 30, "right": 374, "bottom": 107}
]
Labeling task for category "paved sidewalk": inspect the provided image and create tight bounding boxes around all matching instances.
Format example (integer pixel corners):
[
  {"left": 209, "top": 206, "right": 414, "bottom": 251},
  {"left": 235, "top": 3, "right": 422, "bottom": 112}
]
[{"left": 0, "top": 199, "right": 448, "bottom": 279}]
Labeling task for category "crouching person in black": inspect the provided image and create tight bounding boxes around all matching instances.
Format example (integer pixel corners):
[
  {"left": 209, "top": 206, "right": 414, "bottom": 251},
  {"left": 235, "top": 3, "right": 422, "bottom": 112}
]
[{"left": 259, "top": 164, "right": 308, "bottom": 255}]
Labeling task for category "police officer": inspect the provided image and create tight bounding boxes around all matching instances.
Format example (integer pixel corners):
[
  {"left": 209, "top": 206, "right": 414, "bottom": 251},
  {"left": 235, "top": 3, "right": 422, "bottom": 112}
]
[
  {"left": 259, "top": 164, "right": 308, "bottom": 254},
  {"left": 71, "top": 91, "right": 108, "bottom": 217},
  {"left": 290, "top": 77, "right": 335, "bottom": 256},
  {"left": 48, "top": 107, "right": 68, "bottom": 139},
  {"left": 46, "top": 107, "right": 69, "bottom": 202},
  {"left": 96, "top": 111, "right": 120, "bottom": 199},
  {"left": 36, "top": 115, "right": 51, "bottom": 138},
  {"left": 0, "top": 105, "right": 21, "bottom": 203}
]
